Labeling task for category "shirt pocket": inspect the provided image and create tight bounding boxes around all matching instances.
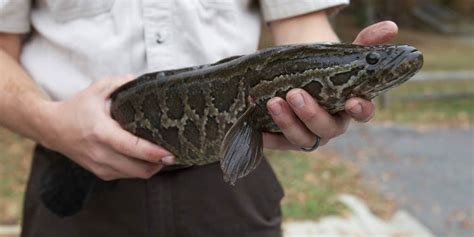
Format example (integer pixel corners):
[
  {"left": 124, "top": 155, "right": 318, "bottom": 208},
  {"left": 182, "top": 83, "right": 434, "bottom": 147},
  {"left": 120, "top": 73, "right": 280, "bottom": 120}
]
[
  {"left": 198, "top": 0, "right": 234, "bottom": 10},
  {"left": 197, "top": 0, "right": 236, "bottom": 21},
  {"left": 43, "top": 0, "right": 115, "bottom": 23}
]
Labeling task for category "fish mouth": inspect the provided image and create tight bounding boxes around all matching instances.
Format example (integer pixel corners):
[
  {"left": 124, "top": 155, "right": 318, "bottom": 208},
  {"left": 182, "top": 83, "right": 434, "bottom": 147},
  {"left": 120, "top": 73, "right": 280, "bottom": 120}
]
[
  {"left": 379, "top": 46, "right": 423, "bottom": 90},
  {"left": 383, "top": 45, "right": 423, "bottom": 71},
  {"left": 392, "top": 48, "right": 423, "bottom": 83},
  {"left": 404, "top": 49, "right": 424, "bottom": 71},
  {"left": 401, "top": 50, "right": 423, "bottom": 77}
]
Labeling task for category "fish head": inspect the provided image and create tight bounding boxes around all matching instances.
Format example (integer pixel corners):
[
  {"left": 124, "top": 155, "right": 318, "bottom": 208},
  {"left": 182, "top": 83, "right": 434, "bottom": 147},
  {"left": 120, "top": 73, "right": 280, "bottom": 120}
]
[
  {"left": 257, "top": 44, "right": 423, "bottom": 100},
  {"left": 249, "top": 43, "right": 424, "bottom": 114},
  {"left": 295, "top": 44, "right": 424, "bottom": 99},
  {"left": 338, "top": 44, "right": 424, "bottom": 99}
]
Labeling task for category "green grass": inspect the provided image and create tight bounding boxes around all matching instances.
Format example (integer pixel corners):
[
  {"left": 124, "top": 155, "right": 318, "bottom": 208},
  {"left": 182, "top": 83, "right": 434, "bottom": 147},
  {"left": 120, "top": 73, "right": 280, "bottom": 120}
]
[
  {"left": 375, "top": 97, "right": 473, "bottom": 125},
  {"left": 374, "top": 79, "right": 474, "bottom": 125},
  {"left": 0, "top": 128, "right": 33, "bottom": 225},
  {"left": 268, "top": 151, "right": 344, "bottom": 219},
  {"left": 388, "top": 79, "right": 474, "bottom": 96},
  {"left": 267, "top": 150, "right": 394, "bottom": 221}
]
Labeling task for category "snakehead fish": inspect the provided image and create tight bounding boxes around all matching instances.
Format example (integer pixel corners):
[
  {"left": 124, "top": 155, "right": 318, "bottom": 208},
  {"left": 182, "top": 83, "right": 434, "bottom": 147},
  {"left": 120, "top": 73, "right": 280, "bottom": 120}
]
[{"left": 40, "top": 43, "right": 423, "bottom": 217}]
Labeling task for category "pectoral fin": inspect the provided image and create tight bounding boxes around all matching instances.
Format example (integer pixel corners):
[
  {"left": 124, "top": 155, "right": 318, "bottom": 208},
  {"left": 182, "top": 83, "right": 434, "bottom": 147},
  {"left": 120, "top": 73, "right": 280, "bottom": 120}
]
[{"left": 220, "top": 105, "right": 263, "bottom": 185}]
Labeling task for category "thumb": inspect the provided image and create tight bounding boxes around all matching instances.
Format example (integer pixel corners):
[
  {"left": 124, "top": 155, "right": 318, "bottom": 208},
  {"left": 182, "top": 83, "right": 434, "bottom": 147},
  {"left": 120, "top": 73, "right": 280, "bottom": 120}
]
[
  {"left": 94, "top": 74, "right": 136, "bottom": 98},
  {"left": 353, "top": 21, "right": 398, "bottom": 45}
]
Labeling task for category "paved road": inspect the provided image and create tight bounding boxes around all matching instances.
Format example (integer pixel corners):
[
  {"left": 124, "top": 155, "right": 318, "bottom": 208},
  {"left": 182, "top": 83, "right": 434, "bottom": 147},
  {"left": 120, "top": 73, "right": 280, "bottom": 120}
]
[{"left": 325, "top": 123, "right": 474, "bottom": 237}]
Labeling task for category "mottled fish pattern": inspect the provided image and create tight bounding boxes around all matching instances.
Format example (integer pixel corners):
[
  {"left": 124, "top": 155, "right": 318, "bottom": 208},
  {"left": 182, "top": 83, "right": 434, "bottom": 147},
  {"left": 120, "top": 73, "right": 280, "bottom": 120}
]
[{"left": 40, "top": 43, "right": 423, "bottom": 217}]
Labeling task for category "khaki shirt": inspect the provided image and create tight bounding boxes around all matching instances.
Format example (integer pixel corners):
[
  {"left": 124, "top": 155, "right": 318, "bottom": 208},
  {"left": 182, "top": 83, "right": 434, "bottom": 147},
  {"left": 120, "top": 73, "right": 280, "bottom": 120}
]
[{"left": 0, "top": 0, "right": 348, "bottom": 100}]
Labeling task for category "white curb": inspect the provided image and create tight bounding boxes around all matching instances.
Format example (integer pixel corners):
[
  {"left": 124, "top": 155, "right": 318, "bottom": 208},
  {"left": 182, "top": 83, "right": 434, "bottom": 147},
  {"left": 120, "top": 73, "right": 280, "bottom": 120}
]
[
  {"left": 0, "top": 225, "right": 20, "bottom": 236},
  {"left": 283, "top": 194, "right": 434, "bottom": 237}
]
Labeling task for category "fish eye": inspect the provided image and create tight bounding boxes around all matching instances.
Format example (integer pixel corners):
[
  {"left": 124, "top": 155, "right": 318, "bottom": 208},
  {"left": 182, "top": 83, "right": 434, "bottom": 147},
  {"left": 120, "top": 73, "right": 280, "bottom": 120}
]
[{"left": 366, "top": 52, "right": 380, "bottom": 65}]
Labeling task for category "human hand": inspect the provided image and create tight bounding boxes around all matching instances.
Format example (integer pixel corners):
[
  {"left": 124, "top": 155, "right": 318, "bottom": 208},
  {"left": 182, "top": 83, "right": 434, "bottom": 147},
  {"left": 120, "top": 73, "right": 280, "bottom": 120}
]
[
  {"left": 263, "top": 21, "right": 398, "bottom": 150},
  {"left": 41, "top": 75, "right": 176, "bottom": 180}
]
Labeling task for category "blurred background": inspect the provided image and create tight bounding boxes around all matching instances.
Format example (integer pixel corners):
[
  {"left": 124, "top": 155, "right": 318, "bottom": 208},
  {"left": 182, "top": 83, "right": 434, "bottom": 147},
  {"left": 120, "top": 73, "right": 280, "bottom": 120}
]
[{"left": 0, "top": 0, "right": 473, "bottom": 236}]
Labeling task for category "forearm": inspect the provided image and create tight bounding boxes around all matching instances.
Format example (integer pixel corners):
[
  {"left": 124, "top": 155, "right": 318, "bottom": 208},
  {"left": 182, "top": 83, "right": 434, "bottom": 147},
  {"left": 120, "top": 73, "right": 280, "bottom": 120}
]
[
  {"left": 0, "top": 36, "right": 54, "bottom": 144},
  {"left": 269, "top": 10, "right": 340, "bottom": 45}
]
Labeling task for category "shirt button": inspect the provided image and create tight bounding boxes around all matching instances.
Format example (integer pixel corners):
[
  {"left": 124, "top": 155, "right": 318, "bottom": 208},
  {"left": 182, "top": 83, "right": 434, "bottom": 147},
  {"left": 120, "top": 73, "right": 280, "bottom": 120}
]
[{"left": 156, "top": 33, "right": 164, "bottom": 44}]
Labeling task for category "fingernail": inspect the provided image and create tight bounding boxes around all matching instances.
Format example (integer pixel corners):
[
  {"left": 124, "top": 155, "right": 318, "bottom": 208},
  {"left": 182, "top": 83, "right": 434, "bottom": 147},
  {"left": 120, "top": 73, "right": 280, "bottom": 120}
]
[
  {"left": 350, "top": 103, "right": 362, "bottom": 114},
  {"left": 269, "top": 102, "right": 282, "bottom": 116},
  {"left": 161, "top": 156, "right": 175, "bottom": 165},
  {"left": 289, "top": 93, "right": 305, "bottom": 108}
]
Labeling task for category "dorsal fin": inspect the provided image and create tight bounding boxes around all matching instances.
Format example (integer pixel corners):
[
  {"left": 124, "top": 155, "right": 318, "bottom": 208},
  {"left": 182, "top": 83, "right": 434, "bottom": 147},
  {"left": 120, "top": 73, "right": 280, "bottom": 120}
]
[
  {"left": 111, "top": 55, "right": 243, "bottom": 100},
  {"left": 211, "top": 55, "right": 243, "bottom": 65}
]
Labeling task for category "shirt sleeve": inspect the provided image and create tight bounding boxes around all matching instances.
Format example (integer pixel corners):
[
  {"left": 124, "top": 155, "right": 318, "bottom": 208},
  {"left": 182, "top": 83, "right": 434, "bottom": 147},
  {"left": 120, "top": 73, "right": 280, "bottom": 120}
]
[
  {"left": 0, "top": 0, "right": 31, "bottom": 33},
  {"left": 259, "top": 0, "right": 349, "bottom": 22}
]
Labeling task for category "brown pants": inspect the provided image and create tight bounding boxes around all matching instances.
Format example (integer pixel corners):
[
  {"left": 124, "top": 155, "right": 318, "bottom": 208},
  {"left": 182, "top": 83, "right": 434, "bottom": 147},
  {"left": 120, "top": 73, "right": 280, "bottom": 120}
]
[{"left": 21, "top": 146, "right": 284, "bottom": 237}]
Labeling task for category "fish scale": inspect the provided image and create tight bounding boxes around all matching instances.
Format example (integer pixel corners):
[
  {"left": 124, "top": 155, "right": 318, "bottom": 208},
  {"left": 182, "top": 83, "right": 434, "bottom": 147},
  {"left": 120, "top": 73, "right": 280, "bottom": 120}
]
[{"left": 39, "top": 43, "right": 423, "bottom": 217}]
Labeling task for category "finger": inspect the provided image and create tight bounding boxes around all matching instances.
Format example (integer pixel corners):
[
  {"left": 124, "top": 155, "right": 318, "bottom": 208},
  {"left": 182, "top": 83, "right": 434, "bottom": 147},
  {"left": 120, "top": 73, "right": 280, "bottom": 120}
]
[
  {"left": 101, "top": 150, "right": 163, "bottom": 179},
  {"left": 267, "top": 97, "right": 320, "bottom": 148},
  {"left": 262, "top": 132, "right": 299, "bottom": 150},
  {"left": 82, "top": 159, "right": 127, "bottom": 181},
  {"left": 97, "top": 121, "right": 176, "bottom": 164},
  {"left": 344, "top": 98, "right": 375, "bottom": 122},
  {"left": 93, "top": 75, "right": 136, "bottom": 98},
  {"left": 286, "top": 89, "right": 348, "bottom": 141},
  {"left": 353, "top": 21, "right": 398, "bottom": 45}
]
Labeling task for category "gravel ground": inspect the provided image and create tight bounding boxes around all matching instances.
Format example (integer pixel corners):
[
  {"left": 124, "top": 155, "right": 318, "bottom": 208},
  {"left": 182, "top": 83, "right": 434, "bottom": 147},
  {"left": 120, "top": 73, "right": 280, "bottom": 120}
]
[{"left": 324, "top": 123, "right": 474, "bottom": 237}]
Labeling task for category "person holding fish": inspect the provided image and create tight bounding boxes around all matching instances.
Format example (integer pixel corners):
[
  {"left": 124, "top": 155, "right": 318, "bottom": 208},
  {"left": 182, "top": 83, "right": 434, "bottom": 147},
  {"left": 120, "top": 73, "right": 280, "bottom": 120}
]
[{"left": 0, "top": 0, "right": 401, "bottom": 236}]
